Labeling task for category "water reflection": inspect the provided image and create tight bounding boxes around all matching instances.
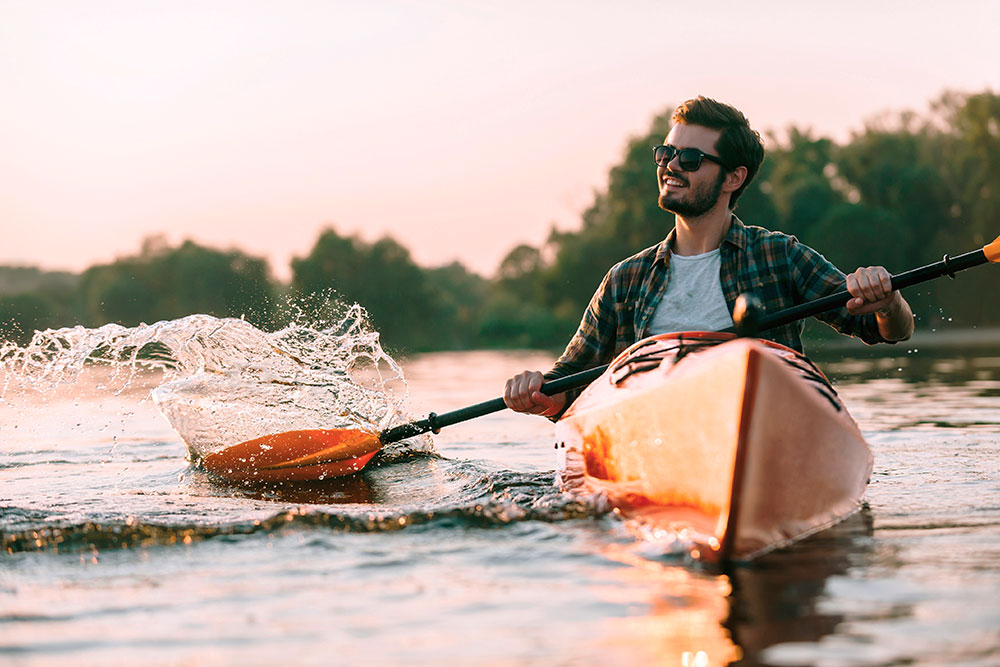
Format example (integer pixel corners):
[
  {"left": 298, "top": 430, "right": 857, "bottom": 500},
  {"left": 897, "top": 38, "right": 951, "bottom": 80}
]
[
  {"left": 582, "top": 509, "right": 875, "bottom": 666},
  {"left": 183, "top": 454, "right": 448, "bottom": 507},
  {"left": 594, "top": 543, "right": 743, "bottom": 665},
  {"left": 809, "top": 339, "right": 1000, "bottom": 386},
  {"left": 190, "top": 468, "right": 377, "bottom": 505},
  {"left": 725, "top": 509, "right": 875, "bottom": 665}
]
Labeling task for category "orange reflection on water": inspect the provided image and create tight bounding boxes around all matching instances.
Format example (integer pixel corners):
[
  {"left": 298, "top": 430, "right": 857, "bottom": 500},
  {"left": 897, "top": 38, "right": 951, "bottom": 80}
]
[{"left": 591, "top": 542, "right": 742, "bottom": 666}]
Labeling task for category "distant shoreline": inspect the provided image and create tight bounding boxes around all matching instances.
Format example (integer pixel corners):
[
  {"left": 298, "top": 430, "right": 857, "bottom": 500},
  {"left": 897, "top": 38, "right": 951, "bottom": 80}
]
[
  {"left": 400, "top": 326, "right": 1000, "bottom": 362},
  {"left": 804, "top": 326, "right": 1000, "bottom": 355}
]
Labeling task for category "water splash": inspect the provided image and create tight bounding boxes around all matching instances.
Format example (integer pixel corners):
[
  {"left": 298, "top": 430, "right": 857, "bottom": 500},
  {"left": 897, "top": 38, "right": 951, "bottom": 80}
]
[{"left": 0, "top": 304, "right": 418, "bottom": 463}]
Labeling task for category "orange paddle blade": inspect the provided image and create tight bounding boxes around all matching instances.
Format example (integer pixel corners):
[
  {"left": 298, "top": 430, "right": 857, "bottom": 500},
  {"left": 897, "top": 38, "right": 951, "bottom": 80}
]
[
  {"left": 201, "top": 428, "right": 382, "bottom": 483},
  {"left": 985, "top": 233, "right": 1000, "bottom": 263}
]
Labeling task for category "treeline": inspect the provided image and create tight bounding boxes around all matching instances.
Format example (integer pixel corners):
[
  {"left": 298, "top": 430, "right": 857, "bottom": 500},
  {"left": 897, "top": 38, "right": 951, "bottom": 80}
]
[
  {"left": 499, "top": 89, "right": 999, "bottom": 346},
  {"left": 2, "top": 90, "right": 997, "bottom": 352}
]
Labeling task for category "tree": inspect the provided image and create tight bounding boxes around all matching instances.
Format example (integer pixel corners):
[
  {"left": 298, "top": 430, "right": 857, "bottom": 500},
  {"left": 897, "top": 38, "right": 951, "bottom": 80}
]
[
  {"left": 759, "top": 129, "right": 844, "bottom": 243},
  {"left": 291, "top": 228, "right": 443, "bottom": 352},
  {"left": 931, "top": 90, "right": 1000, "bottom": 247},
  {"left": 533, "top": 110, "right": 677, "bottom": 319},
  {"left": 0, "top": 294, "right": 58, "bottom": 344},
  {"left": 76, "top": 239, "right": 277, "bottom": 328},
  {"left": 424, "top": 262, "right": 489, "bottom": 349},
  {"left": 496, "top": 244, "right": 544, "bottom": 303},
  {"left": 809, "top": 203, "right": 909, "bottom": 271},
  {"left": 834, "top": 126, "right": 951, "bottom": 262}
]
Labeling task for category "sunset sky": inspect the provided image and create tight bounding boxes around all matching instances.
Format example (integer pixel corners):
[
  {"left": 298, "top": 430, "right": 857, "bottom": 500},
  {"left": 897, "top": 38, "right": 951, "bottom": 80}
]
[{"left": 2, "top": 1, "right": 998, "bottom": 281}]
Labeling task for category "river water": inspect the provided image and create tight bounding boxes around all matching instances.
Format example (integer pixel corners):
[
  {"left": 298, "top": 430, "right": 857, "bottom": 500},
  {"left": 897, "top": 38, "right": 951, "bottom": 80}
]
[{"left": 2, "top": 325, "right": 999, "bottom": 665}]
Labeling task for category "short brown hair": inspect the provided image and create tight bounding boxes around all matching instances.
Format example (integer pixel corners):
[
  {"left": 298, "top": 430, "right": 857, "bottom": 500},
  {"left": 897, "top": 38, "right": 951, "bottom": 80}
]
[{"left": 671, "top": 96, "right": 765, "bottom": 209}]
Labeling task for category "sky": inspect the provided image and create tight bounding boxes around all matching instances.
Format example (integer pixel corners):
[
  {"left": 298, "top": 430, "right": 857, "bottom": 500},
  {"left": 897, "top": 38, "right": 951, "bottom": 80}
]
[{"left": 2, "top": 0, "right": 998, "bottom": 281}]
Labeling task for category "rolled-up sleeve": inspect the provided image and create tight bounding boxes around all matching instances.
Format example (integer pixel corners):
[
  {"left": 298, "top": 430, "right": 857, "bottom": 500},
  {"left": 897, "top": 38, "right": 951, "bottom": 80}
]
[
  {"left": 786, "top": 236, "right": 885, "bottom": 345},
  {"left": 543, "top": 266, "right": 623, "bottom": 419}
]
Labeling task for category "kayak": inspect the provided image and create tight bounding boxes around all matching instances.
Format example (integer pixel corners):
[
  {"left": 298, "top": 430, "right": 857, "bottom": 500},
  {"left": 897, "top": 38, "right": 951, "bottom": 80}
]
[{"left": 554, "top": 332, "right": 873, "bottom": 563}]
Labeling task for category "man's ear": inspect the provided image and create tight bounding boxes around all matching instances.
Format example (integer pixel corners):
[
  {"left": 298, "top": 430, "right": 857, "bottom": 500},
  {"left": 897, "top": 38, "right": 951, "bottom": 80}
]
[{"left": 725, "top": 166, "right": 748, "bottom": 193}]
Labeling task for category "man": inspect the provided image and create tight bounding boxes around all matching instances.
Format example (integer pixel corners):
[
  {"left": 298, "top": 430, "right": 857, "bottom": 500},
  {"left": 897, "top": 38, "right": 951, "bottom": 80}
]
[{"left": 504, "top": 96, "right": 914, "bottom": 418}]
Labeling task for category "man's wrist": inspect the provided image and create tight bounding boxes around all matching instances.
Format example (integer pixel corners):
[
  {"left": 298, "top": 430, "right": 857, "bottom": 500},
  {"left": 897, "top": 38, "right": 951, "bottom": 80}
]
[{"left": 876, "top": 292, "right": 901, "bottom": 318}]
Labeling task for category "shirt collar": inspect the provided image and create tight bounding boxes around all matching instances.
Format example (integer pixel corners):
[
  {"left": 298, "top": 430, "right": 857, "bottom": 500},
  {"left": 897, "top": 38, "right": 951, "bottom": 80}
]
[
  {"left": 724, "top": 215, "right": 749, "bottom": 251},
  {"left": 656, "top": 214, "right": 747, "bottom": 264},
  {"left": 654, "top": 230, "right": 674, "bottom": 265}
]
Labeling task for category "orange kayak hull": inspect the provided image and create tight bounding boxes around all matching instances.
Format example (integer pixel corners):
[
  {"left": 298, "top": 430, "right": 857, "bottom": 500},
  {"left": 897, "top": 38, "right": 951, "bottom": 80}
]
[{"left": 555, "top": 333, "right": 872, "bottom": 562}]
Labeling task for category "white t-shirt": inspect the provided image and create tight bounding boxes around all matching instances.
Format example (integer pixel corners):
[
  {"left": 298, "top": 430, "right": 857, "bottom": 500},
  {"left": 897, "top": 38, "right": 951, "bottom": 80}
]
[{"left": 647, "top": 248, "right": 734, "bottom": 335}]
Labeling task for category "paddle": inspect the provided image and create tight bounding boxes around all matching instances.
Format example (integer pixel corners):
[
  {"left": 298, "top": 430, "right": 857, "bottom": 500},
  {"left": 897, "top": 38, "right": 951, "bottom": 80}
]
[
  {"left": 377, "top": 232, "right": 999, "bottom": 444},
  {"left": 203, "top": 233, "right": 999, "bottom": 481},
  {"left": 734, "top": 234, "right": 1000, "bottom": 333}
]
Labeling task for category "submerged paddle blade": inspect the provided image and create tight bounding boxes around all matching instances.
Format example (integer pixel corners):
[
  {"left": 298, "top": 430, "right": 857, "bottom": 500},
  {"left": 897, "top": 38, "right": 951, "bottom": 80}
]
[
  {"left": 258, "top": 429, "right": 382, "bottom": 470},
  {"left": 201, "top": 428, "right": 382, "bottom": 483},
  {"left": 985, "top": 233, "right": 1000, "bottom": 263}
]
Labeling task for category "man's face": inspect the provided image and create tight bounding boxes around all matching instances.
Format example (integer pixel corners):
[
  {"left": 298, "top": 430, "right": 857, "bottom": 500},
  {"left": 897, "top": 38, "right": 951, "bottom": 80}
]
[{"left": 657, "top": 124, "right": 728, "bottom": 217}]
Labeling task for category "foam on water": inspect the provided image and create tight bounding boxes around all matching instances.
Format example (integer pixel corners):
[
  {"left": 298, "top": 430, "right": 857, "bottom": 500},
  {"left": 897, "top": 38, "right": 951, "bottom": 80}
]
[{"left": 0, "top": 304, "right": 421, "bottom": 463}]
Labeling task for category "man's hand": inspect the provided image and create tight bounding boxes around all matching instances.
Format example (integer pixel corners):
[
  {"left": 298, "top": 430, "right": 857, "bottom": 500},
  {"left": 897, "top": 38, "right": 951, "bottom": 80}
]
[
  {"left": 845, "top": 266, "right": 914, "bottom": 341},
  {"left": 504, "top": 370, "right": 567, "bottom": 417},
  {"left": 845, "top": 266, "right": 897, "bottom": 315}
]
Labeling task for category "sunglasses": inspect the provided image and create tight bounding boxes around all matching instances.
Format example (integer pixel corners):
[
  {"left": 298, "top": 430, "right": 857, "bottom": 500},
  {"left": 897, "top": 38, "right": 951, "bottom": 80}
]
[{"left": 652, "top": 144, "right": 729, "bottom": 171}]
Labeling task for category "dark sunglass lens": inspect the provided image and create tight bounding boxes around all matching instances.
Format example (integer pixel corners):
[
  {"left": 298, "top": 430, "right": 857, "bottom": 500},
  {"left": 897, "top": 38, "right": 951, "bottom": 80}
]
[
  {"left": 677, "top": 148, "right": 703, "bottom": 171},
  {"left": 653, "top": 145, "right": 672, "bottom": 166}
]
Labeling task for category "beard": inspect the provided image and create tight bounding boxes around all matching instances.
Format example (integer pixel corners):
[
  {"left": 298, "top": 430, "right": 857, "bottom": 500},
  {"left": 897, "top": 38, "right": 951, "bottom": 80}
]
[{"left": 658, "top": 169, "right": 727, "bottom": 217}]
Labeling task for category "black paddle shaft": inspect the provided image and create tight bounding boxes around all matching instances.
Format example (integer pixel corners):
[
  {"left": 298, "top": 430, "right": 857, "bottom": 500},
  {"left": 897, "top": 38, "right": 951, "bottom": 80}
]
[
  {"left": 740, "top": 244, "right": 992, "bottom": 333},
  {"left": 378, "top": 244, "right": 992, "bottom": 445},
  {"left": 378, "top": 365, "right": 608, "bottom": 445}
]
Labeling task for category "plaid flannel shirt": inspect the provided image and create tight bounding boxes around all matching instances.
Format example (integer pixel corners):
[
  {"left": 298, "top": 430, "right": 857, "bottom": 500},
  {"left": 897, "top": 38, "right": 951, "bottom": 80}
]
[{"left": 546, "top": 216, "right": 885, "bottom": 402}]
